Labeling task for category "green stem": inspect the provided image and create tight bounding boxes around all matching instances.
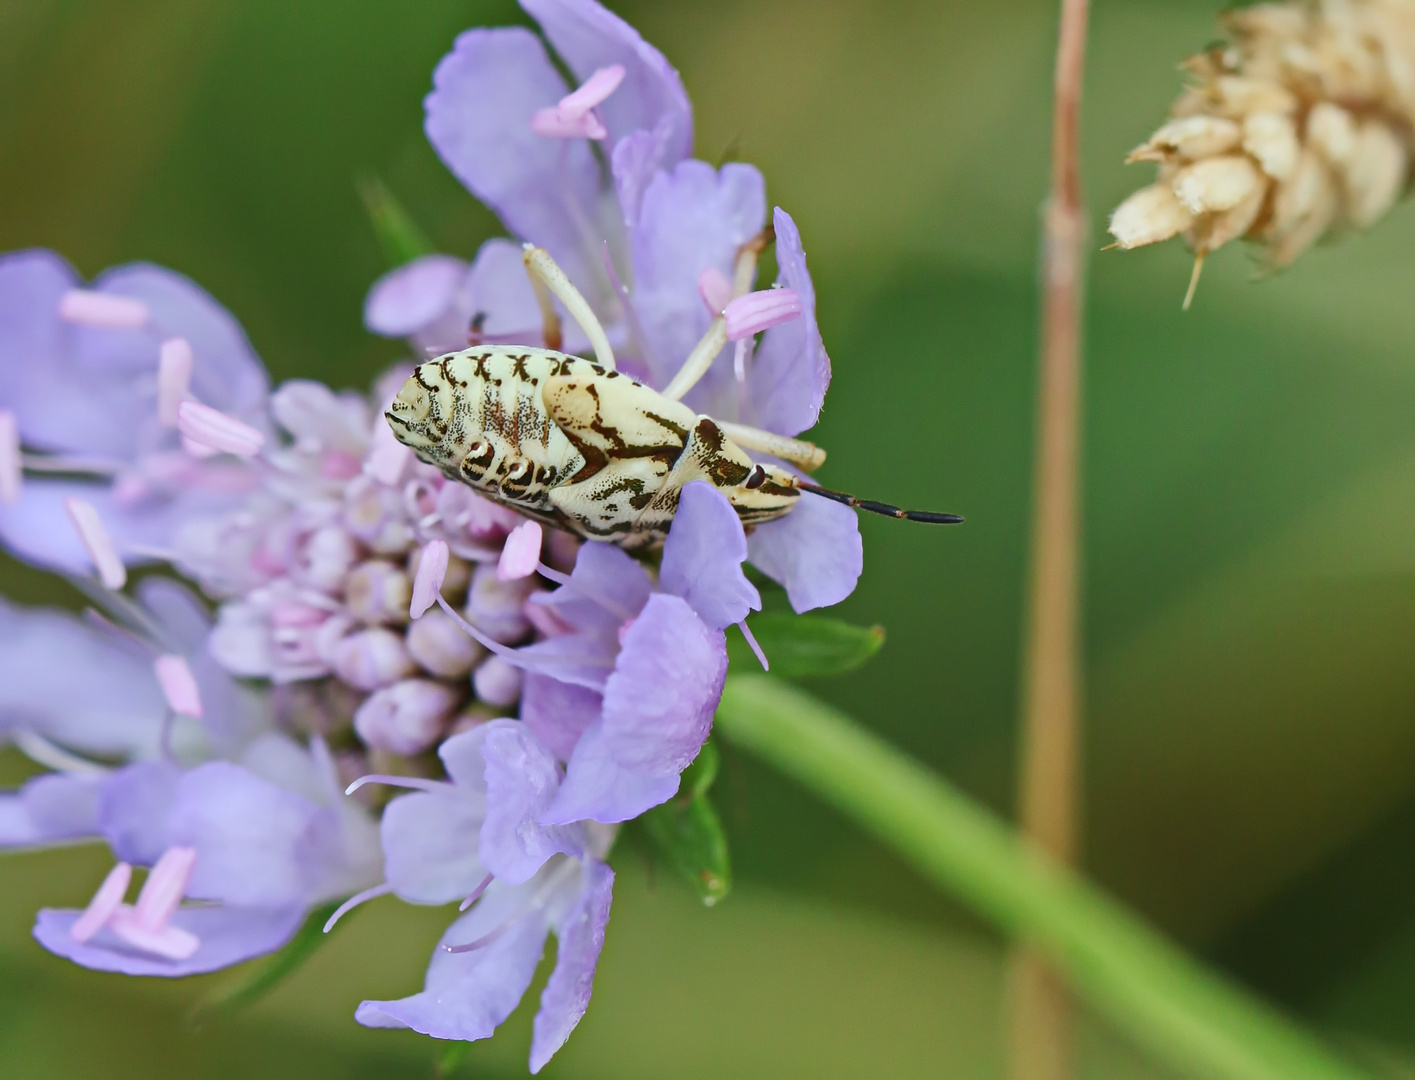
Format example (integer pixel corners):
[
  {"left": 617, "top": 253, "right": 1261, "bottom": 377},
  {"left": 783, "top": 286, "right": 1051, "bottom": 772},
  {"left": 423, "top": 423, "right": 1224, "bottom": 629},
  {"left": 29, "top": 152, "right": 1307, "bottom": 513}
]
[{"left": 715, "top": 675, "right": 1373, "bottom": 1080}]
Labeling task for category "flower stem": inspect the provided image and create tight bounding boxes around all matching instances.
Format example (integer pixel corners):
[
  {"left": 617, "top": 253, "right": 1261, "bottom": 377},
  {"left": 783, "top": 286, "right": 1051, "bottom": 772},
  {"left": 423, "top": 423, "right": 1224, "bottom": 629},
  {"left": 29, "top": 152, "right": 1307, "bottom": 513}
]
[
  {"left": 1016, "top": 0, "right": 1092, "bottom": 1068},
  {"left": 715, "top": 675, "right": 1375, "bottom": 1080}
]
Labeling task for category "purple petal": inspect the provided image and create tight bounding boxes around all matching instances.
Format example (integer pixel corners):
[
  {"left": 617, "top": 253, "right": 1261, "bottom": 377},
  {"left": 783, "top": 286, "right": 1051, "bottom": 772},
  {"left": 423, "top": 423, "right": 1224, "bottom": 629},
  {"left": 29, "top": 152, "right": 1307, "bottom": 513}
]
[
  {"left": 381, "top": 789, "right": 488, "bottom": 905},
  {"left": 602, "top": 594, "right": 724, "bottom": 773},
  {"left": 0, "top": 772, "right": 103, "bottom": 848},
  {"left": 747, "top": 490, "right": 862, "bottom": 612},
  {"left": 0, "top": 596, "right": 165, "bottom": 758},
  {"left": 364, "top": 255, "right": 468, "bottom": 337},
  {"left": 659, "top": 481, "right": 760, "bottom": 630},
  {"left": 356, "top": 877, "right": 550, "bottom": 1040},
  {"left": 34, "top": 903, "right": 305, "bottom": 976},
  {"left": 629, "top": 160, "right": 766, "bottom": 394},
  {"left": 0, "top": 254, "right": 267, "bottom": 461},
  {"left": 529, "top": 540, "right": 650, "bottom": 634},
  {"left": 0, "top": 472, "right": 255, "bottom": 580},
  {"left": 166, "top": 762, "right": 330, "bottom": 907},
  {"left": 0, "top": 250, "right": 79, "bottom": 441},
  {"left": 513, "top": 632, "right": 616, "bottom": 693},
  {"left": 425, "top": 29, "right": 599, "bottom": 284},
  {"left": 89, "top": 263, "right": 269, "bottom": 428},
  {"left": 539, "top": 719, "right": 680, "bottom": 824},
  {"left": 99, "top": 761, "right": 182, "bottom": 864},
  {"left": 521, "top": 673, "right": 602, "bottom": 762},
  {"left": 438, "top": 726, "right": 493, "bottom": 790},
  {"left": 611, "top": 120, "right": 680, "bottom": 226},
  {"left": 746, "top": 208, "right": 831, "bottom": 436},
  {"left": 530, "top": 860, "right": 614, "bottom": 1073},
  {"left": 522, "top": 0, "right": 692, "bottom": 162},
  {"left": 137, "top": 578, "right": 269, "bottom": 755},
  {"left": 480, "top": 720, "right": 583, "bottom": 884}
]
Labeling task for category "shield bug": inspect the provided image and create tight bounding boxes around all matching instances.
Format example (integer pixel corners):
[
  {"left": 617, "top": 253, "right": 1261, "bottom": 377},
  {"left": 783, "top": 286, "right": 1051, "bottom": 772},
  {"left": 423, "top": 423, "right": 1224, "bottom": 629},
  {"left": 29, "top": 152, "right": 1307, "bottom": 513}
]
[{"left": 385, "top": 242, "right": 961, "bottom": 549}]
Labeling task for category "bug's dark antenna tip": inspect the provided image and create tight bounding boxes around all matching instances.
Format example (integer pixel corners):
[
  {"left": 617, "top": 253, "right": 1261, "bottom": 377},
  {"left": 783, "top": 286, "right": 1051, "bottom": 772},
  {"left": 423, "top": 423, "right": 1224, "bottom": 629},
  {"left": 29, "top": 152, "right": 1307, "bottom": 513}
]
[{"left": 796, "top": 482, "right": 963, "bottom": 525}]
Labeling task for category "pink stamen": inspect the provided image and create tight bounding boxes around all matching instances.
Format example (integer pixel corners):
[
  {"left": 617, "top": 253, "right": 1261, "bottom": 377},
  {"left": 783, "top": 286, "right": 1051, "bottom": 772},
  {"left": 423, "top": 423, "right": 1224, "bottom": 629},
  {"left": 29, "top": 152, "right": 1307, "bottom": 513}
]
[
  {"left": 344, "top": 774, "right": 455, "bottom": 797},
  {"left": 732, "top": 338, "right": 750, "bottom": 384},
  {"left": 107, "top": 909, "right": 200, "bottom": 960},
  {"left": 736, "top": 619, "right": 770, "bottom": 672},
  {"left": 177, "top": 400, "right": 265, "bottom": 458},
  {"left": 459, "top": 872, "right": 496, "bottom": 912},
  {"left": 497, "top": 520, "right": 543, "bottom": 580},
  {"left": 410, "top": 539, "right": 450, "bottom": 619},
  {"left": 0, "top": 411, "right": 21, "bottom": 505},
  {"left": 132, "top": 846, "right": 197, "bottom": 933},
  {"left": 322, "top": 881, "right": 395, "bottom": 933},
  {"left": 531, "top": 64, "right": 625, "bottom": 140},
  {"left": 64, "top": 497, "right": 127, "bottom": 590},
  {"left": 444, "top": 914, "right": 524, "bottom": 954},
  {"left": 153, "top": 654, "right": 204, "bottom": 718},
  {"left": 58, "top": 290, "right": 149, "bottom": 330},
  {"left": 70, "top": 862, "right": 133, "bottom": 943},
  {"left": 724, "top": 288, "right": 803, "bottom": 341},
  {"left": 697, "top": 267, "right": 733, "bottom": 315},
  {"left": 157, "top": 338, "right": 193, "bottom": 427},
  {"left": 181, "top": 436, "right": 221, "bottom": 459}
]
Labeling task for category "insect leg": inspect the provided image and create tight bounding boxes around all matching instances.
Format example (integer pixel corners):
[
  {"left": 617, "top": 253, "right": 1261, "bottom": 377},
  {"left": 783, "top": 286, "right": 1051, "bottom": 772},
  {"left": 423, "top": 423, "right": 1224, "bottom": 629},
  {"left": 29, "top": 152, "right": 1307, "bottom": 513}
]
[
  {"left": 521, "top": 244, "right": 617, "bottom": 371},
  {"left": 660, "top": 319, "right": 727, "bottom": 400},
  {"left": 711, "top": 420, "right": 826, "bottom": 472},
  {"left": 660, "top": 226, "right": 776, "bottom": 402}
]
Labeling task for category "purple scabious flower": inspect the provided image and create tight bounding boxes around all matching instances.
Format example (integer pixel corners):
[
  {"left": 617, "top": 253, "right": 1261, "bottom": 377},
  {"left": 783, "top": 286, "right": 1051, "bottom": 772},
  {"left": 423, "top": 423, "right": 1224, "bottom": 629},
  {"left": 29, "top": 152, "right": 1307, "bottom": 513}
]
[
  {"left": 0, "top": 577, "right": 381, "bottom": 974},
  {"left": 334, "top": 722, "right": 615, "bottom": 1072},
  {"left": 0, "top": 250, "right": 269, "bottom": 577},
  {"left": 364, "top": 0, "right": 861, "bottom": 611}
]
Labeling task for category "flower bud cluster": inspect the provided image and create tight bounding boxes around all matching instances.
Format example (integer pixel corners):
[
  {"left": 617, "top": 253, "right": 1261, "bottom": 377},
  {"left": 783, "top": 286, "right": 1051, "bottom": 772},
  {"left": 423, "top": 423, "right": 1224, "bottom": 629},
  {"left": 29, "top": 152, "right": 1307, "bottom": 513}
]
[
  {"left": 1110, "top": 0, "right": 1415, "bottom": 270},
  {"left": 192, "top": 374, "right": 554, "bottom": 765}
]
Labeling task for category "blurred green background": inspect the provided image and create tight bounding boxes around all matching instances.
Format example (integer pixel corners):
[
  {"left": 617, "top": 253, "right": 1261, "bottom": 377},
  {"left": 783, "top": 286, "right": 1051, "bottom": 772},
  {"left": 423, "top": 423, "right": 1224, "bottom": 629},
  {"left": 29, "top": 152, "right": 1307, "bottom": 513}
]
[{"left": 5, "top": 0, "right": 1415, "bottom": 1075}]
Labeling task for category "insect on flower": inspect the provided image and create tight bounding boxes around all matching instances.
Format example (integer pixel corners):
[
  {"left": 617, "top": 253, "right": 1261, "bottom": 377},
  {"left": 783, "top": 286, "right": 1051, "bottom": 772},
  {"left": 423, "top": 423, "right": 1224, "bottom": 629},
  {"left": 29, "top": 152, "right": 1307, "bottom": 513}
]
[{"left": 386, "top": 241, "right": 964, "bottom": 549}]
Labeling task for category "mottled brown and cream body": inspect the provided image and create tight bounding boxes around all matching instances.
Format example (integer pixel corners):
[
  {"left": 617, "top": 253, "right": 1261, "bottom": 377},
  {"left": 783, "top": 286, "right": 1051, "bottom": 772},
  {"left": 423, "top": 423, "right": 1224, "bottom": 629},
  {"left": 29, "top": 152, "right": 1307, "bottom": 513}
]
[{"left": 386, "top": 347, "right": 801, "bottom": 549}]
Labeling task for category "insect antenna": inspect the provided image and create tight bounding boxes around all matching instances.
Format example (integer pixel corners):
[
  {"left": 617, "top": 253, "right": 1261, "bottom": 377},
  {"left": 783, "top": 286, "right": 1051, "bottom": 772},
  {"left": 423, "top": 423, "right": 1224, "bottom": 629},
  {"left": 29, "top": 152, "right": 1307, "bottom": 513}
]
[{"left": 796, "top": 481, "right": 964, "bottom": 524}]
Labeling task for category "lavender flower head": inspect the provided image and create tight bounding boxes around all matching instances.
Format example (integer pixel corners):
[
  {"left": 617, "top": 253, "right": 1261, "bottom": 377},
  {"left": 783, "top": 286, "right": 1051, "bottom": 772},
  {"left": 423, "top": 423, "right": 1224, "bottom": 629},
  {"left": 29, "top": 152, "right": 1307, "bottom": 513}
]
[{"left": 0, "top": 0, "right": 883, "bottom": 1072}]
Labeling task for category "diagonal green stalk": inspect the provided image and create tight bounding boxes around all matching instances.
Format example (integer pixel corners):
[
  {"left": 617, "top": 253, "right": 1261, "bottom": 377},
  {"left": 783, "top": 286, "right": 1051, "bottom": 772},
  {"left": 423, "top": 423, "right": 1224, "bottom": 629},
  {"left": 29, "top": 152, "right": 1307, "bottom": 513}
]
[{"left": 715, "top": 675, "right": 1374, "bottom": 1080}]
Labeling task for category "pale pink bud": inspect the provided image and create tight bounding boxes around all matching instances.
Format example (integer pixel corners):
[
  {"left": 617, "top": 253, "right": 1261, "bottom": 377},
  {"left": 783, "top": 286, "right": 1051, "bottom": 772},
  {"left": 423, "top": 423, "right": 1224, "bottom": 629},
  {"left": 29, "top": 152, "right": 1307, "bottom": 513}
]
[
  {"left": 697, "top": 267, "right": 733, "bottom": 315},
  {"left": 497, "top": 520, "right": 543, "bottom": 580},
  {"left": 531, "top": 64, "right": 624, "bottom": 139},
  {"left": 406, "top": 607, "right": 484, "bottom": 678},
  {"left": 157, "top": 338, "right": 193, "bottom": 427},
  {"left": 353, "top": 678, "right": 461, "bottom": 755},
  {"left": 466, "top": 564, "right": 534, "bottom": 643},
  {"left": 153, "top": 654, "right": 203, "bottom": 718},
  {"left": 58, "top": 290, "right": 149, "bottom": 329},
  {"left": 346, "top": 560, "right": 413, "bottom": 624},
  {"left": 64, "top": 497, "right": 126, "bottom": 590},
  {"left": 332, "top": 627, "right": 414, "bottom": 690},
  {"left": 177, "top": 400, "right": 265, "bottom": 458},
  {"left": 70, "top": 862, "right": 133, "bottom": 942},
  {"left": 297, "top": 526, "right": 360, "bottom": 592},
  {"left": 473, "top": 655, "right": 524, "bottom": 707},
  {"left": 724, "top": 289, "right": 803, "bottom": 341},
  {"left": 410, "top": 540, "right": 449, "bottom": 619},
  {"left": 0, "top": 411, "right": 20, "bottom": 505}
]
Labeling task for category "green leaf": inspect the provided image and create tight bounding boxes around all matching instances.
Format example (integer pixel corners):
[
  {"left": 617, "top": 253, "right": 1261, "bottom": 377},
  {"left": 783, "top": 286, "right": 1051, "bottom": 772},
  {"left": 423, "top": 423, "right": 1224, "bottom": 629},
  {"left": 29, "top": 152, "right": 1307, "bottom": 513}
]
[
  {"left": 192, "top": 900, "right": 342, "bottom": 1019},
  {"left": 357, "top": 175, "right": 435, "bottom": 269},
  {"left": 640, "top": 741, "right": 730, "bottom": 906},
  {"left": 715, "top": 675, "right": 1378, "bottom": 1080},
  {"left": 727, "top": 613, "right": 885, "bottom": 678}
]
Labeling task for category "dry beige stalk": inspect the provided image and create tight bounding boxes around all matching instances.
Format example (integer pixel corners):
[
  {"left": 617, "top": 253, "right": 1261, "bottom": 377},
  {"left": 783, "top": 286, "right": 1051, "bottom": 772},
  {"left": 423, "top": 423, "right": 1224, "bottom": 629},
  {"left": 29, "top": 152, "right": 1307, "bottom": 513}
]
[{"left": 1109, "top": 0, "right": 1415, "bottom": 288}]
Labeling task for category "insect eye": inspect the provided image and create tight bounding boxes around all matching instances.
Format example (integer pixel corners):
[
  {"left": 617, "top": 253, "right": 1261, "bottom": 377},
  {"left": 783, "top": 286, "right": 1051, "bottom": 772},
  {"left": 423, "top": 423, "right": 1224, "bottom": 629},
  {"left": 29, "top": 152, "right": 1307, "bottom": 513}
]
[{"left": 744, "top": 465, "right": 768, "bottom": 490}]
